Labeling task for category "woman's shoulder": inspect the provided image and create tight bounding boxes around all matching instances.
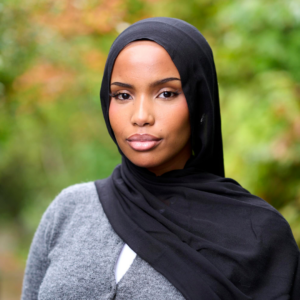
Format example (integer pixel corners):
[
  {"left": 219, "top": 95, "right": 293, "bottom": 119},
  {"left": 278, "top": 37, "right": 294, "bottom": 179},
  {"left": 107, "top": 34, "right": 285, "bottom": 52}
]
[
  {"left": 40, "top": 181, "right": 104, "bottom": 232},
  {"left": 35, "top": 180, "right": 110, "bottom": 250},
  {"left": 50, "top": 181, "right": 99, "bottom": 210},
  {"left": 206, "top": 174, "right": 296, "bottom": 234},
  {"left": 221, "top": 177, "right": 298, "bottom": 243}
]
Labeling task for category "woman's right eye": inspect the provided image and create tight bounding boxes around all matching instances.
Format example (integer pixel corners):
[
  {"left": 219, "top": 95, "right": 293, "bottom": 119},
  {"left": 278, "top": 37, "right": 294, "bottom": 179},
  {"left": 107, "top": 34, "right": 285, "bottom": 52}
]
[{"left": 110, "top": 93, "right": 132, "bottom": 100}]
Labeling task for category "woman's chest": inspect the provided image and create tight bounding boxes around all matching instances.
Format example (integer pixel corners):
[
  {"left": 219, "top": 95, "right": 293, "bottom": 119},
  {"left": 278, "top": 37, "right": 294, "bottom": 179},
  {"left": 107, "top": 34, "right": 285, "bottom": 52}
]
[{"left": 38, "top": 208, "right": 184, "bottom": 300}]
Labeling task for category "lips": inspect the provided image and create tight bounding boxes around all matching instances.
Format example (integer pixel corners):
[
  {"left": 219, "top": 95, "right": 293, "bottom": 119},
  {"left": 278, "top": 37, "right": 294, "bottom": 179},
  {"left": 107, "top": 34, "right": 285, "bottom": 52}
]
[{"left": 126, "top": 134, "right": 162, "bottom": 151}]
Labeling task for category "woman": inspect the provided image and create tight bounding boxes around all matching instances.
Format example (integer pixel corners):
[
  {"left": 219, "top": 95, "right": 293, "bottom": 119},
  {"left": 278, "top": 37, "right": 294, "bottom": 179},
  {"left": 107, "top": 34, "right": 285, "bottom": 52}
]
[{"left": 22, "top": 17, "right": 300, "bottom": 299}]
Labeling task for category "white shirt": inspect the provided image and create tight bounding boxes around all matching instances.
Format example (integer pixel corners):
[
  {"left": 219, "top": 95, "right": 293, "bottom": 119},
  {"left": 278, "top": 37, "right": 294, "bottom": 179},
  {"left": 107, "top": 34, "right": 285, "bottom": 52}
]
[{"left": 115, "top": 244, "right": 137, "bottom": 283}]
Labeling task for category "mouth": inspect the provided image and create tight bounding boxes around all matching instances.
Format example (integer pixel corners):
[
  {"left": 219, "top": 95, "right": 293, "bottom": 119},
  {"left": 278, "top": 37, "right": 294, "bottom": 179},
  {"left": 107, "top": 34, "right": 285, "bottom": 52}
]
[{"left": 126, "top": 134, "right": 162, "bottom": 151}]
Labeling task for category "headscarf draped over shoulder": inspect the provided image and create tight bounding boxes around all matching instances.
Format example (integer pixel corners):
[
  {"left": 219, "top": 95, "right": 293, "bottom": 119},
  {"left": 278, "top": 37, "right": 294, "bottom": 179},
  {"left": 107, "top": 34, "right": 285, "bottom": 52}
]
[{"left": 96, "top": 17, "right": 300, "bottom": 300}]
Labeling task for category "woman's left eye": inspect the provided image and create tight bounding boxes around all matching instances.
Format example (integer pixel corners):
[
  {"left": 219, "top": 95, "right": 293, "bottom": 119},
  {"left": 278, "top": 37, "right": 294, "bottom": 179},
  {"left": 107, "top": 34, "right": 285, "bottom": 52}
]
[{"left": 158, "top": 91, "right": 179, "bottom": 99}]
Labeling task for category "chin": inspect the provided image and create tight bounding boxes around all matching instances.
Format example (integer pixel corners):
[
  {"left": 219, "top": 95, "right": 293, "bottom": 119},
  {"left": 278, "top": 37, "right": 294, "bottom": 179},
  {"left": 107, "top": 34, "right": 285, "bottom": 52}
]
[{"left": 126, "top": 152, "right": 162, "bottom": 169}]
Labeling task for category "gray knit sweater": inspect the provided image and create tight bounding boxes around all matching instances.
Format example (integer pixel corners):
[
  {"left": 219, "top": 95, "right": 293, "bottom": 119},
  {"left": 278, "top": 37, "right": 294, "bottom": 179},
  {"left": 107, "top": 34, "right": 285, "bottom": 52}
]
[{"left": 21, "top": 182, "right": 184, "bottom": 300}]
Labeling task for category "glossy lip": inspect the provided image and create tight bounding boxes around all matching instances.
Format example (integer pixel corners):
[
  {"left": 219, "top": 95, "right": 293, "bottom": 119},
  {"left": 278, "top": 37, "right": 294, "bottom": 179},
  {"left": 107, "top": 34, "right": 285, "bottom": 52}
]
[{"left": 126, "top": 134, "right": 162, "bottom": 151}]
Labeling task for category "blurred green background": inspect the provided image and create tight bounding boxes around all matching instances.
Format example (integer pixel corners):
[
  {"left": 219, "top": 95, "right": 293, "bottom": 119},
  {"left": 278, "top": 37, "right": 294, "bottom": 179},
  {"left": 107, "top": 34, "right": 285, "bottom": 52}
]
[{"left": 1, "top": 0, "right": 300, "bottom": 298}]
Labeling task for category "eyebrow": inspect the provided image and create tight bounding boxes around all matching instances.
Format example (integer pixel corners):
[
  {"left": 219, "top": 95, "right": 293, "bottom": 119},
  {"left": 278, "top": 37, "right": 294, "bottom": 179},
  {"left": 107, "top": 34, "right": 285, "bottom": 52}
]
[{"left": 110, "top": 77, "right": 181, "bottom": 89}]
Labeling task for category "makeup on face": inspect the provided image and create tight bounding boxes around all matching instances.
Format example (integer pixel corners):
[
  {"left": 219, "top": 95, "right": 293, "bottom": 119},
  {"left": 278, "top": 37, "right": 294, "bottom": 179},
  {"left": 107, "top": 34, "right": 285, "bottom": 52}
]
[
  {"left": 108, "top": 40, "right": 191, "bottom": 175},
  {"left": 126, "top": 134, "right": 162, "bottom": 151}
]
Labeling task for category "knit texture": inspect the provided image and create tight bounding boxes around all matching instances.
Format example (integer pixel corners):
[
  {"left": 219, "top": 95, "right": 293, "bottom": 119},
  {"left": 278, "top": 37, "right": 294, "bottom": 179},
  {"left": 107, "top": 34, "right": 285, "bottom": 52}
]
[{"left": 21, "top": 182, "right": 184, "bottom": 300}]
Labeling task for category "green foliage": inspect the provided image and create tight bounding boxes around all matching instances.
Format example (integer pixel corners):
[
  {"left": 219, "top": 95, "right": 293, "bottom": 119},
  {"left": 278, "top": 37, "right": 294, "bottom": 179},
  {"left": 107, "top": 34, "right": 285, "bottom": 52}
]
[{"left": 1, "top": 0, "right": 300, "bottom": 247}]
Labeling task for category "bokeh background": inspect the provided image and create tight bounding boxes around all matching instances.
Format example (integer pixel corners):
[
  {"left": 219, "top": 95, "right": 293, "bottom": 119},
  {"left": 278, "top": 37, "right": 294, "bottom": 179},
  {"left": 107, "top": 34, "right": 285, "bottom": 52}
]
[{"left": 1, "top": 0, "right": 300, "bottom": 298}]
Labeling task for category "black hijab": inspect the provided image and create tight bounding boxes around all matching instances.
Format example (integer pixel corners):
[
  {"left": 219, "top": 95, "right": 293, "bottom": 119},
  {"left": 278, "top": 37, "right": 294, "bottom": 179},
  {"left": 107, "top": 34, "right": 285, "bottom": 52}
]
[{"left": 95, "top": 17, "right": 300, "bottom": 300}]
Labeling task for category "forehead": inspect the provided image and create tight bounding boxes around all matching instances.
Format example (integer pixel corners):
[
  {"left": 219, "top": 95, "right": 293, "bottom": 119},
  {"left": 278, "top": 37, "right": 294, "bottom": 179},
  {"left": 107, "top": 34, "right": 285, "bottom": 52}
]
[{"left": 111, "top": 40, "right": 180, "bottom": 81}]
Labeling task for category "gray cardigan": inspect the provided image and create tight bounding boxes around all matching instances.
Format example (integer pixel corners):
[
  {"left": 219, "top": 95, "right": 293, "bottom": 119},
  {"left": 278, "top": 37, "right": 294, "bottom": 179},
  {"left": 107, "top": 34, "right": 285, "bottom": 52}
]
[{"left": 21, "top": 182, "right": 184, "bottom": 300}]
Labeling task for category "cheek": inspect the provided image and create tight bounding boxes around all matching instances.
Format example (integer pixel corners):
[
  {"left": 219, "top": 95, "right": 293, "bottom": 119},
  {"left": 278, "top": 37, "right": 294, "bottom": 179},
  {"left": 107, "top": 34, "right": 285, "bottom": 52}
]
[
  {"left": 158, "top": 97, "right": 190, "bottom": 141},
  {"left": 108, "top": 101, "right": 126, "bottom": 139}
]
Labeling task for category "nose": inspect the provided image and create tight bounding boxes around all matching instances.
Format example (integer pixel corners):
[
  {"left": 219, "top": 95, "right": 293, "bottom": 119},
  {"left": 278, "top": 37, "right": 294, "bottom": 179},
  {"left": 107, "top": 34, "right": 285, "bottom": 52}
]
[{"left": 130, "top": 96, "right": 154, "bottom": 127}]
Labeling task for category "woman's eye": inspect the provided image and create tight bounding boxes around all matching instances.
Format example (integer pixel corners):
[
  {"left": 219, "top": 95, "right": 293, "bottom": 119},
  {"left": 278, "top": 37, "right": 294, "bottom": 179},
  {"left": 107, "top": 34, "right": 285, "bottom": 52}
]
[
  {"left": 110, "top": 93, "right": 132, "bottom": 100},
  {"left": 118, "top": 93, "right": 131, "bottom": 100},
  {"left": 158, "top": 91, "right": 178, "bottom": 99}
]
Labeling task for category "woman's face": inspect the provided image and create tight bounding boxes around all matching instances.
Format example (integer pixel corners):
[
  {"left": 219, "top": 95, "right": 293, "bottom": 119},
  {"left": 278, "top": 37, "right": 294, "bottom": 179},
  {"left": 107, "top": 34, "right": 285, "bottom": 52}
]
[{"left": 109, "top": 40, "right": 191, "bottom": 176}]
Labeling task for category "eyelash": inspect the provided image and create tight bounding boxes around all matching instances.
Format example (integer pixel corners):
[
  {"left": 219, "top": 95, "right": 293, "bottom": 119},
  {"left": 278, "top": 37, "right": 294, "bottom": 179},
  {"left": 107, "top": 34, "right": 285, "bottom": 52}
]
[
  {"left": 109, "top": 92, "right": 132, "bottom": 100},
  {"left": 109, "top": 90, "right": 180, "bottom": 100}
]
